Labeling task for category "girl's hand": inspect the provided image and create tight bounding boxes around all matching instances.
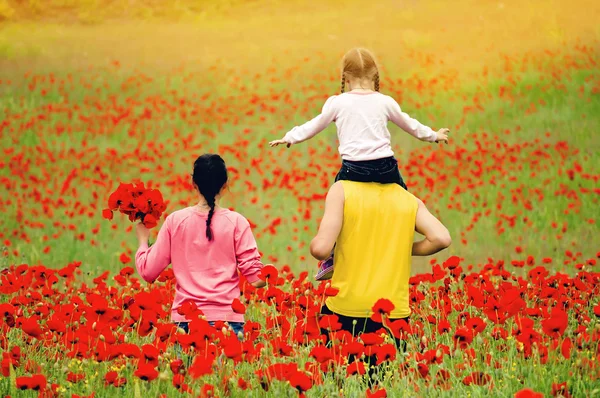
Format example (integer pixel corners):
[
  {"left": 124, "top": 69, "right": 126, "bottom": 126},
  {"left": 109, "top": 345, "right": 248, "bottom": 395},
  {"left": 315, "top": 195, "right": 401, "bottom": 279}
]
[
  {"left": 269, "top": 139, "right": 291, "bottom": 148},
  {"left": 435, "top": 128, "right": 450, "bottom": 144},
  {"left": 136, "top": 222, "right": 151, "bottom": 245}
]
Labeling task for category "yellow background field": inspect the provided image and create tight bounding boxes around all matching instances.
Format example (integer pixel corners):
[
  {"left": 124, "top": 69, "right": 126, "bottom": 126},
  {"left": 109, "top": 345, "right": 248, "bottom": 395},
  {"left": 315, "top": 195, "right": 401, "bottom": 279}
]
[{"left": 1, "top": 0, "right": 599, "bottom": 75}]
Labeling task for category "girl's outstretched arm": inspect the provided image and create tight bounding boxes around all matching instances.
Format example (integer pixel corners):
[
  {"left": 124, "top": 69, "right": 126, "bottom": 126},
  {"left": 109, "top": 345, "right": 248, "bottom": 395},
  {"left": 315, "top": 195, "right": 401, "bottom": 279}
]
[
  {"left": 270, "top": 96, "right": 337, "bottom": 147},
  {"left": 386, "top": 97, "right": 440, "bottom": 142},
  {"left": 135, "top": 218, "right": 172, "bottom": 283}
]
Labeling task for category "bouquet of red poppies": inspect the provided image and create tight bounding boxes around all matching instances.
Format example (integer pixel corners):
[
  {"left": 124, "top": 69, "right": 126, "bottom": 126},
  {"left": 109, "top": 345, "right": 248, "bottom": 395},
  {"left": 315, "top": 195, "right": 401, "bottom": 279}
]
[{"left": 102, "top": 182, "right": 166, "bottom": 228}]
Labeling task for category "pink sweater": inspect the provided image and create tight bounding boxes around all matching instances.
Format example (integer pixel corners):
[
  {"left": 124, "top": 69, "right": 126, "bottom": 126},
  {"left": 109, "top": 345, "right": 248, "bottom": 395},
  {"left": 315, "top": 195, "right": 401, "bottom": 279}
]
[{"left": 135, "top": 206, "right": 264, "bottom": 323}]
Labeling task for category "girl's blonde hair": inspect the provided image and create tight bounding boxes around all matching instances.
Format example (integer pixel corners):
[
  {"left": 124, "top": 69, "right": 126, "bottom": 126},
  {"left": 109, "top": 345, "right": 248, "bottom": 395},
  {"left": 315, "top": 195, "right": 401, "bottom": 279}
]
[{"left": 340, "top": 48, "right": 380, "bottom": 93}]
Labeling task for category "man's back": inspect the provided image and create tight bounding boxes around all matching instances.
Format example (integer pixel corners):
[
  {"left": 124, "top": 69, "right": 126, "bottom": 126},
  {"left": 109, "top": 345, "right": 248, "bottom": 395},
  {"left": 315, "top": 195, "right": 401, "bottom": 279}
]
[{"left": 325, "top": 181, "right": 418, "bottom": 319}]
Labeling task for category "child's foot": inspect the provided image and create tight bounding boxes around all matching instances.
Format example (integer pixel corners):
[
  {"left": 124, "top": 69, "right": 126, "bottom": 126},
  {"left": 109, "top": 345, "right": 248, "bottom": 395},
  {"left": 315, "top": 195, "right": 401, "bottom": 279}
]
[{"left": 315, "top": 256, "right": 334, "bottom": 281}]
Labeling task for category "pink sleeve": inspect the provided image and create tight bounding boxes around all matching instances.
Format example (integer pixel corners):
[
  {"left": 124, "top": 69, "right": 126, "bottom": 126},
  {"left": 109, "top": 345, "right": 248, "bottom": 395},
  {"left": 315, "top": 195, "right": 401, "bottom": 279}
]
[
  {"left": 234, "top": 216, "right": 264, "bottom": 283},
  {"left": 387, "top": 97, "right": 437, "bottom": 142},
  {"left": 135, "top": 216, "right": 172, "bottom": 283},
  {"left": 283, "top": 96, "right": 337, "bottom": 144}
]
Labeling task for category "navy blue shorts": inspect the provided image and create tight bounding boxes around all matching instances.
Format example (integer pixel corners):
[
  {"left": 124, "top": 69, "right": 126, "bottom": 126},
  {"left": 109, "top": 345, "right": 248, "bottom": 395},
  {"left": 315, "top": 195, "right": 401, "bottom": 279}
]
[{"left": 335, "top": 156, "right": 408, "bottom": 190}]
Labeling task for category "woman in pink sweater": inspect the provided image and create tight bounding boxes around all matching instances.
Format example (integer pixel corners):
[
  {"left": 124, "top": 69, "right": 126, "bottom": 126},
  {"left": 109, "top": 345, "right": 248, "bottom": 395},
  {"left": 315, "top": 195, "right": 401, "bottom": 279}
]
[{"left": 134, "top": 154, "right": 266, "bottom": 338}]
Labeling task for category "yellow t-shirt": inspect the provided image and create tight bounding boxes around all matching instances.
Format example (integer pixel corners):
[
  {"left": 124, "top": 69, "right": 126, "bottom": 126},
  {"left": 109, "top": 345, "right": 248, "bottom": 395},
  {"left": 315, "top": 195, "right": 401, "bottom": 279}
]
[{"left": 325, "top": 180, "right": 417, "bottom": 319}]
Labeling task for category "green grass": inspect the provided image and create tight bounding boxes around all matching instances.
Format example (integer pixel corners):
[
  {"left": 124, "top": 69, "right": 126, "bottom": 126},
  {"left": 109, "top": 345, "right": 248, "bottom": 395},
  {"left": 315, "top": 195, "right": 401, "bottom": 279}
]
[{"left": 1, "top": 42, "right": 598, "bottom": 278}]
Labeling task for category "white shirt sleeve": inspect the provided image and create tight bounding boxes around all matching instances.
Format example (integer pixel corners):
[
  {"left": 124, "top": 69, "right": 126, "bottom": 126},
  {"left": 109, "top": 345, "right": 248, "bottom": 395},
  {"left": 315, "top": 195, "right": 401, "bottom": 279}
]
[
  {"left": 386, "top": 97, "right": 437, "bottom": 142},
  {"left": 283, "top": 96, "right": 337, "bottom": 144}
]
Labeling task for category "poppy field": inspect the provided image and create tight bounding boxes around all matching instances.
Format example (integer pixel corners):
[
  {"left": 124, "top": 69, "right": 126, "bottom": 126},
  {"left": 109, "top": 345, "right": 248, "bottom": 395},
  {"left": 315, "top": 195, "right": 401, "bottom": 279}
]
[{"left": 1, "top": 1, "right": 600, "bottom": 396}]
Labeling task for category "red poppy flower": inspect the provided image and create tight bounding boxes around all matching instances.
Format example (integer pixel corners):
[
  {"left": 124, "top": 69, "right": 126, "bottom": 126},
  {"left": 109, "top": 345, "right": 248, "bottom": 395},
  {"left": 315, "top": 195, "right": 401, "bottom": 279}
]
[
  {"left": 375, "top": 343, "right": 396, "bottom": 365},
  {"left": 102, "top": 209, "right": 113, "bottom": 220},
  {"left": 172, "top": 373, "right": 185, "bottom": 390},
  {"left": 141, "top": 344, "right": 160, "bottom": 364},
  {"left": 453, "top": 327, "right": 474, "bottom": 348},
  {"left": 328, "top": 329, "right": 352, "bottom": 345},
  {"left": 288, "top": 371, "right": 313, "bottom": 397},
  {"left": 465, "top": 317, "right": 487, "bottom": 334},
  {"left": 462, "top": 371, "right": 492, "bottom": 386},
  {"left": 176, "top": 300, "right": 204, "bottom": 320},
  {"left": 134, "top": 194, "right": 151, "bottom": 214},
  {"left": 189, "top": 354, "right": 215, "bottom": 378},
  {"left": 258, "top": 265, "right": 279, "bottom": 282},
  {"left": 16, "top": 376, "right": 32, "bottom": 390},
  {"left": 341, "top": 341, "right": 365, "bottom": 358},
  {"left": 107, "top": 189, "right": 125, "bottom": 210},
  {"left": 514, "top": 388, "right": 544, "bottom": 398},
  {"left": 366, "top": 387, "right": 387, "bottom": 398},
  {"left": 437, "top": 319, "right": 451, "bottom": 334},
  {"left": 134, "top": 362, "right": 158, "bottom": 381},
  {"left": 387, "top": 318, "right": 412, "bottom": 339},
  {"left": 371, "top": 298, "right": 395, "bottom": 323},
  {"left": 541, "top": 307, "right": 568, "bottom": 337},
  {"left": 231, "top": 298, "right": 246, "bottom": 314},
  {"left": 169, "top": 359, "right": 185, "bottom": 376},
  {"left": 1, "top": 357, "right": 14, "bottom": 377},
  {"left": 443, "top": 256, "right": 461, "bottom": 269},
  {"left": 346, "top": 361, "right": 366, "bottom": 377},
  {"left": 199, "top": 384, "right": 215, "bottom": 398},
  {"left": 264, "top": 362, "right": 298, "bottom": 382},
  {"left": 551, "top": 382, "right": 571, "bottom": 398},
  {"left": 223, "top": 336, "right": 243, "bottom": 362},
  {"left": 238, "top": 377, "right": 249, "bottom": 390},
  {"left": 492, "top": 327, "right": 508, "bottom": 340},
  {"left": 361, "top": 332, "right": 385, "bottom": 346},
  {"left": 142, "top": 213, "right": 157, "bottom": 228},
  {"left": 20, "top": 317, "right": 44, "bottom": 338},
  {"left": 436, "top": 368, "right": 451, "bottom": 381},
  {"left": 72, "top": 394, "right": 95, "bottom": 398},
  {"left": 310, "top": 345, "right": 333, "bottom": 364},
  {"left": 104, "top": 371, "right": 118, "bottom": 386},
  {"left": 15, "top": 374, "right": 46, "bottom": 391},
  {"left": 271, "top": 337, "right": 294, "bottom": 357},
  {"left": 417, "top": 363, "right": 430, "bottom": 379},
  {"left": 119, "top": 252, "right": 131, "bottom": 264},
  {"left": 67, "top": 372, "right": 85, "bottom": 383},
  {"left": 318, "top": 314, "right": 342, "bottom": 331}
]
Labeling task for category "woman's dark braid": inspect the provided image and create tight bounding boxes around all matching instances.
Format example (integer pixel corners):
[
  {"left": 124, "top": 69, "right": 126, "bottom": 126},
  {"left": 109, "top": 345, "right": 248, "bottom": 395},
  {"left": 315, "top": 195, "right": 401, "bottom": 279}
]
[
  {"left": 341, "top": 75, "right": 346, "bottom": 93},
  {"left": 374, "top": 72, "right": 380, "bottom": 92},
  {"left": 192, "top": 153, "right": 228, "bottom": 242},
  {"left": 205, "top": 194, "right": 216, "bottom": 241}
]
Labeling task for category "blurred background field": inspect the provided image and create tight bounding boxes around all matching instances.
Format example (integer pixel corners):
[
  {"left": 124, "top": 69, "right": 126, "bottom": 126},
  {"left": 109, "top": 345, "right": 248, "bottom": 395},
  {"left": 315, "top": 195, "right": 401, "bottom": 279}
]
[
  {"left": 0, "top": 0, "right": 599, "bottom": 277},
  {"left": 1, "top": 0, "right": 599, "bottom": 73}
]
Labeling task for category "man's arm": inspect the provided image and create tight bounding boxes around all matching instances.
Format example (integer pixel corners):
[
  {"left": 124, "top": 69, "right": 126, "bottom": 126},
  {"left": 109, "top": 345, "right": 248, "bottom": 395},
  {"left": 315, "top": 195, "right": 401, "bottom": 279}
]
[
  {"left": 412, "top": 198, "right": 452, "bottom": 256},
  {"left": 310, "top": 182, "right": 345, "bottom": 260}
]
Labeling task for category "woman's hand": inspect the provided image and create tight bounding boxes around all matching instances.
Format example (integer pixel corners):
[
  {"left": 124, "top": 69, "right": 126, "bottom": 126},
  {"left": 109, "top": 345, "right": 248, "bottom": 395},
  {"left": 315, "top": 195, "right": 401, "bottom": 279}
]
[
  {"left": 435, "top": 128, "right": 450, "bottom": 144},
  {"left": 269, "top": 138, "right": 291, "bottom": 148},
  {"left": 136, "top": 222, "right": 151, "bottom": 246}
]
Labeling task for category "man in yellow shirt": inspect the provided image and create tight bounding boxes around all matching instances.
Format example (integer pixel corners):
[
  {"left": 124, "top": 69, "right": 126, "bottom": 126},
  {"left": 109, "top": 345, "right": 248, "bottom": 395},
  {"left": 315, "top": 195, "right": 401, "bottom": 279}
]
[{"left": 310, "top": 180, "right": 451, "bottom": 337}]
